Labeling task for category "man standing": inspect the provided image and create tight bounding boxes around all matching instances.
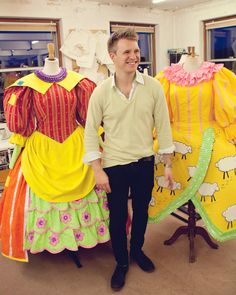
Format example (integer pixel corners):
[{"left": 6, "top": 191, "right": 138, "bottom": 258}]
[{"left": 84, "top": 29, "right": 174, "bottom": 291}]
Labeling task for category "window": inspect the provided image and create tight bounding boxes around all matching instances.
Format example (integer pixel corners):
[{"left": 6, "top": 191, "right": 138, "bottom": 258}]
[
  {"left": 110, "top": 22, "right": 156, "bottom": 76},
  {"left": 0, "top": 18, "right": 61, "bottom": 122},
  {"left": 204, "top": 16, "right": 236, "bottom": 74}
]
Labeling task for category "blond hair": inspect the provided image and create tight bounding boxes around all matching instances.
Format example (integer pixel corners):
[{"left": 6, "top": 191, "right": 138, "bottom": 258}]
[{"left": 107, "top": 28, "right": 138, "bottom": 53}]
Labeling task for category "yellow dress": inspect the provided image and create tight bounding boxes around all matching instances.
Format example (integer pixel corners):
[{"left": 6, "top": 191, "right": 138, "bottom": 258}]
[{"left": 148, "top": 62, "right": 236, "bottom": 242}]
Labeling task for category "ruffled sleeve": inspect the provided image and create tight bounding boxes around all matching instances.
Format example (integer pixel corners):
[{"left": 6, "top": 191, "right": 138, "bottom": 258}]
[
  {"left": 75, "top": 78, "right": 96, "bottom": 127},
  {"left": 213, "top": 67, "right": 236, "bottom": 143},
  {"left": 3, "top": 86, "right": 35, "bottom": 137},
  {"left": 155, "top": 71, "right": 173, "bottom": 122}
]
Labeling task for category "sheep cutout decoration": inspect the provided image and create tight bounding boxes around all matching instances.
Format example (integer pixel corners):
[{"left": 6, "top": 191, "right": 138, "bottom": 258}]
[{"left": 222, "top": 205, "right": 236, "bottom": 230}]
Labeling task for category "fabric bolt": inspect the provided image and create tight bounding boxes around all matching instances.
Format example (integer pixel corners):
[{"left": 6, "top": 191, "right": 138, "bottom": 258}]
[
  {"left": 149, "top": 62, "right": 236, "bottom": 242},
  {"left": 0, "top": 70, "right": 110, "bottom": 261}
]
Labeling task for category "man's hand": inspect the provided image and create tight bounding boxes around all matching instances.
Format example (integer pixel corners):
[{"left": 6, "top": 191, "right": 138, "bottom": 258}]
[
  {"left": 164, "top": 166, "right": 174, "bottom": 190},
  {"left": 94, "top": 169, "right": 111, "bottom": 193},
  {"left": 162, "top": 153, "right": 174, "bottom": 190},
  {"left": 91, "top": 159, "right": 111, "bottom": 193}
]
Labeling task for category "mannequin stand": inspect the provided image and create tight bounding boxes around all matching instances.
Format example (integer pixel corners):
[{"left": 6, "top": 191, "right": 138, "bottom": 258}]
[
  {"left": 164, "top": 200, "right": 219, "bottom": 263},
  {"left": 66, "top": 250, "right": 82, "bottom": 268}
]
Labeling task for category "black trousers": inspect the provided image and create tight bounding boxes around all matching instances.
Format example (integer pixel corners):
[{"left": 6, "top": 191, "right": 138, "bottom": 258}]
[{"left": 104, "top": 156, "right": 154, "bottom": 265}]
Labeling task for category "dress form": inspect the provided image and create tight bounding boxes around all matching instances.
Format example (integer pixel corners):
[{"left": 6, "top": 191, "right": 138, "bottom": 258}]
[
  {"left": 177, "top": 53, "right": 187, "bottom": 65},
  {"left": 42, "top": 43, "right": 60, "bottom": 75},
  {"left": 161, "top": 45, "right": 219, "bottom": 263},
  {"left": 182, "top": 47, "right": 201, "bottom": 72}
]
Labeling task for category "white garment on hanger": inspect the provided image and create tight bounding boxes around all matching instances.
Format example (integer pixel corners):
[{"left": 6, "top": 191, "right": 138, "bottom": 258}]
[{"left": 60, "top": 30, "right": 96, "bottom": 68}]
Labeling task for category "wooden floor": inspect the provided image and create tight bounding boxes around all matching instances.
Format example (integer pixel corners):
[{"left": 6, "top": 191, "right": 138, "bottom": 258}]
[{"left": 0, "top": 215, "right": 236, "bottom": 295}]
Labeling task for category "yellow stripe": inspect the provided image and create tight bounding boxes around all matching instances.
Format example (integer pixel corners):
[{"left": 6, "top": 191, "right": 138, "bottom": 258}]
[{"left": 2, "top": 252, "right": 28, "bottom": 262}]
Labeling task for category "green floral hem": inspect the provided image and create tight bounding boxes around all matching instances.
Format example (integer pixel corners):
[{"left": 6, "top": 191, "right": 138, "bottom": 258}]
[
  {"left": 192, "top": 196, "right": 236, "bottom": 241},
  {"left": 24, "top": 186, "right": 110, "bottom": 253},
  {"left": 24, "top": 221, "right": 110, "bottom": 253}
]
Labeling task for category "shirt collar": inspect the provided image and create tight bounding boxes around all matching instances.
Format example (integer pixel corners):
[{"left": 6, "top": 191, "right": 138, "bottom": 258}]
[{"left": 111, "top": 70, "right": 144, "bottom": 88}]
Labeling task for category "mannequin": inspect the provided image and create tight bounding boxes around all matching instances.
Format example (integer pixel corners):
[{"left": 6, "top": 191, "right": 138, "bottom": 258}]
[
  {"left": 177, "top": 53, "right": 187, "bottom": 65},
  {"left": 150, "top": 49, "right": 236, "bottom": 258},
  {"left": 182, "top": 46, "right": 201, "bottom": 72},
  {"left": 42, "top": 43, "right": 60, "bottom": 75},
  {"left": 0, "top": 42, "right": 110, "bottom": 262}
]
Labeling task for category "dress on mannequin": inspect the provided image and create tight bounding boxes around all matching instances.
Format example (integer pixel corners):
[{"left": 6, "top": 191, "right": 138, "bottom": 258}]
[
  {"left": 0, "top": 48, "right": 110, "bottom": 262},
  {"left": 149, "top": 58, "right": 236, "bottom": 242}
]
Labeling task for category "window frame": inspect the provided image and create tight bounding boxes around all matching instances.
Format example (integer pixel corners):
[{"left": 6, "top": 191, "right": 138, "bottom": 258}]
[
  {"left": 0, "top": 17, "right": 62, "bottom": 73},
  {"left": 203, "top": 15, "right": 236, "bottom": 67}
]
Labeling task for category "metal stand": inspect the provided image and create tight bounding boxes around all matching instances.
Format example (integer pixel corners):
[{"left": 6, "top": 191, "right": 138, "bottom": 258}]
[
  {"left": 164, "top": 200, "right": 219, "bottom": 263},
  {"left": 67, "top": 250, "right": 82, "bottom": 268}
]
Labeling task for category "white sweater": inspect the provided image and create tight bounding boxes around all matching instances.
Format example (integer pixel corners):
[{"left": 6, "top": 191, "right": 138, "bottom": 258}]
[{"left": 84, "top": 72, "right": 174, "bottom": 168}]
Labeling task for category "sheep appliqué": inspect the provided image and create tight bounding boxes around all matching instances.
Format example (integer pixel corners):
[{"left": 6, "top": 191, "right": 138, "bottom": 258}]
[
  {"left": 215, "top": 155, "right": 236, "bottom": 179},
  {"left": 198, "top": 182, "right": 219, "bottom": 202},
  {"left": 173, "top": 141, "right": 192, "bottom": 159},
  {"left": 156, "top": 176, "right": 181, "bottom": 195},
  {"left": 222, "top": 205, "right": 236, "bottom": 229},
  {"left": 187, "top": 166, "right": 196, "bottom": 181}
]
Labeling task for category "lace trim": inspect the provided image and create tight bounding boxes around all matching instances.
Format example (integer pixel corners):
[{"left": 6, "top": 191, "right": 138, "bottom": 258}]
[{"left": 163, "top": 62, "right": 223, "bottom": 86}]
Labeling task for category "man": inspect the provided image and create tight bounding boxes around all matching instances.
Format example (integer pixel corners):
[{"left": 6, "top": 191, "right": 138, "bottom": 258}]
[{"left": 84, "top": 29, "right": 174, "bottom": 291}]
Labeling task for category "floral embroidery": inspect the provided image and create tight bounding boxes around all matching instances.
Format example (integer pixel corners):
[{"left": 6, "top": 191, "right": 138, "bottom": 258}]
[
  {"left": 49, "top": 234, "right": 59, "bottom": 246},
  {"left": 82, "top": 212, "right": 91, "bottom": 222},
  {"left": 74, "top": 230, "right": 85, "bottom": 241},
  {"left": 102, "top": 201, "right": 109, "bottom": 211},
  {"left": 36, "top": 217, "right": 46, "bottom": 229},
  {"left": 28, "top": 232, "right": 34, "bottom": 243},
  {"left": 97, "top": 224, "right": 107, "bottom": 236},
  {"left": 74, "top": 199, "right": 83, "bottom": 204},
  {"left": 94, "top": 186, "right": 102, "bottom": 194},
  {"left": 60, "top": 213, "right": 72, "bottom": 223}
]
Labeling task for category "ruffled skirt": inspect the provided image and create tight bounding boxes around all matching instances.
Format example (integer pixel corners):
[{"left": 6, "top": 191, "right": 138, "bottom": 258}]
[{"left": 0, "top": 155, "right": 110, "bottom": 262}]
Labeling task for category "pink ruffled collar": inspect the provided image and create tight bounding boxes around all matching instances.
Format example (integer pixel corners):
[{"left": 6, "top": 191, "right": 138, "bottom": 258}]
[{"left": 163, "top": 61, "right": 223, "bottom": 86}]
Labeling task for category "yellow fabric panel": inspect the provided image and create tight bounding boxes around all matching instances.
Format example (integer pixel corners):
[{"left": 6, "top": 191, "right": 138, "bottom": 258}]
[
  {"left": 21, "top": 127, "right": 95, "bottom": 202},
  {"left": 9, "top": 73, "right": 52, "bottom": 94},
  {"left": 224, "top": 124, "right": 236, "bottom": 143},
  {"left": 8, "top": 93, "right": 17, "bottom": 106},
  {"left": 213, "top": 67, "right": 236, "bottom": 140},
  {"left": 9, "top": 133, "right": 27, "bottom": 147},
  {"left": 8, "top": 71, "right": 84, "bottom": 94},
  {"left": 57, "top": 71, "right": 84, "bottom": 92}
]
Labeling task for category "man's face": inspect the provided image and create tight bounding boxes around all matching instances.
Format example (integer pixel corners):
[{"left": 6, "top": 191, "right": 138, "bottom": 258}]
[{"left": 109, "top": 39, "right": 140, "bottom": 74}]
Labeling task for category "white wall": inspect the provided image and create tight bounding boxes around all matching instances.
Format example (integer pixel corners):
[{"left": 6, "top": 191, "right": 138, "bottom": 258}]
[
  {"left": 173, "top": 0, "right": 236, "bottom": 61},
  {"left": 1, "top": 0, "right": 234, "bottom": 71},
  {"left": 0, "top": 0, "right": 174, "bottom": 72}
]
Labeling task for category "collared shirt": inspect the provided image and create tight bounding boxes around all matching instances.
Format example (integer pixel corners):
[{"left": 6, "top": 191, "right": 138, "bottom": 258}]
[{"left": 111, "top": 70, "right": 144, "bottom": 101}]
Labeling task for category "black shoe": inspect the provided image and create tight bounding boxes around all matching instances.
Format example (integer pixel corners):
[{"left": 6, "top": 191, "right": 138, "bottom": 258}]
[
  {"left": 111, "top": 264, "right": 129, "bottom": 291},
  {"left": 130, "top": 251, "right": 155, "bottom": 272}
]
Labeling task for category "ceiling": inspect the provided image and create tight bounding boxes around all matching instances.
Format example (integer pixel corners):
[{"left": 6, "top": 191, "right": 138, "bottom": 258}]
[{"left": 85, "top": 0, "right": 212, "bottom": 10}]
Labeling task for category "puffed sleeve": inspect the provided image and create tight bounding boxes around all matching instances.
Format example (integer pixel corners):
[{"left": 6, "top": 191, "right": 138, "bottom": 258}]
[
  {"left": 155, "top": 71, "right": 173, "bottom": 122},
  {"left": 3, "top": 86, "right": 35, "bottom": 138},
  {"left": 75, "top": 78, "right": 96, "bottom": 127},
  {"left": 213, "top": 67, "right": 236, "bottom": 143}
]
